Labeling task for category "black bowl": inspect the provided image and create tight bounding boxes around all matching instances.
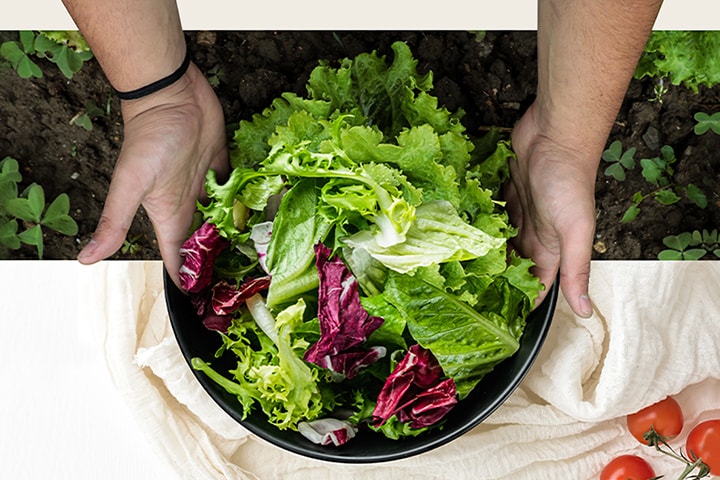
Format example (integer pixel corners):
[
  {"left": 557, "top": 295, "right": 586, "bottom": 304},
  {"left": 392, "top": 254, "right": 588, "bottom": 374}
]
[{"left": 165, "top": 269, "right": 558, "bottom": 463}]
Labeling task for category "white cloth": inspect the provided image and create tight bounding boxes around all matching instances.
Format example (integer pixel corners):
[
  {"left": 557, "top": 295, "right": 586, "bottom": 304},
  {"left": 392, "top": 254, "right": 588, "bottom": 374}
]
[{"left": 84, "top": 260, "right": 720, "bottom": 480}]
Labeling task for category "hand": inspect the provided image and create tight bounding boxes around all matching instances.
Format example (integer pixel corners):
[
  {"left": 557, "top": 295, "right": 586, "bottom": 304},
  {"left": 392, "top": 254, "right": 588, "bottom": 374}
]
[
  {"left": 77, "top": 62, "right": 229, "bottom": 289},
  {"left": 506, "top": 102, "right": 597, "bottom": 318}
]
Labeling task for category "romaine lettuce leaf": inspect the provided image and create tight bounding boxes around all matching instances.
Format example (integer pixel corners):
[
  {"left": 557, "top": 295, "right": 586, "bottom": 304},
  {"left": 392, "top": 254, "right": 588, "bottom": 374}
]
[
  {"left": 264, "top": 179, "right": 332, "bottom": 307},
  {"left": 381, "top": 272, "right": 524, "bottom": 399}
]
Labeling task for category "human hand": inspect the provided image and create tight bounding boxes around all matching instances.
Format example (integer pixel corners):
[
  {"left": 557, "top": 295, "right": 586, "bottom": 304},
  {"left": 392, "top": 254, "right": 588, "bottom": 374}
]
[
  {"left": 77, "top": 62, "right": 229, "bottom": 288},
  {"left": 505, "top": 102, "right": 597, "bottom": 318}
]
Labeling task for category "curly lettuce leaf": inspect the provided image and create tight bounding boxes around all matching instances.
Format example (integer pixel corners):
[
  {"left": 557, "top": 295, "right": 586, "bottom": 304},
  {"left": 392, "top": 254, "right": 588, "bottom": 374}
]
[
  {"left": 635, "top": 31, "right": 720, "bottom": 93},
  {"left": 192, "top": 298, "right": 327, "bottom": 430}
]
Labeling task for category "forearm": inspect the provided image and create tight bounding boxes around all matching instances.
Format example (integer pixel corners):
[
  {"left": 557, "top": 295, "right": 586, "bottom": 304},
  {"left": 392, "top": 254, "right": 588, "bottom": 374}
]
[
  {"left": 60, "top": 0, "right": 186, "bottom": 92},
  {"left": 536, "top": 0, "right": 662, "bottom": 160}
]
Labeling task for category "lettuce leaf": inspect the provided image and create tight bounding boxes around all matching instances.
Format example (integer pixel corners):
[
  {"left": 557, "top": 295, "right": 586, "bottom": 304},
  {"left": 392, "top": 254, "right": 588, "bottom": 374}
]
[
  {"left": 635, "top": 31, "right": 720, "bottom": 93},
  {"left": 192, "top": 298, "right": 328, "bottom": 430},
  {"left": 381, "top": 271, "right": 532, "bottom": 399},
  {"left": 342, "top": 200, "right": 506, "bottom": 274}
]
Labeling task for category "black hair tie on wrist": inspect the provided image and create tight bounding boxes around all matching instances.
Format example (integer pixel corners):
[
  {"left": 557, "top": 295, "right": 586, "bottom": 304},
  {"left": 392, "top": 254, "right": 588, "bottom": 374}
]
[{"left": 113, "top": 50, "right": 191, "bottom": 101}]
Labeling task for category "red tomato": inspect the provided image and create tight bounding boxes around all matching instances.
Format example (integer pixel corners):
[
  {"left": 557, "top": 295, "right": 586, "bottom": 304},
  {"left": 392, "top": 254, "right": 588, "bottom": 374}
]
[
  {"left": 600, "top": 455, "right": 656, "bottom": 480},
  {"left": 626, "top": 396, "right": 684, "bottom": 444},
  {"left": 686, "top": 419, "right": 720, "bottom": 475}
]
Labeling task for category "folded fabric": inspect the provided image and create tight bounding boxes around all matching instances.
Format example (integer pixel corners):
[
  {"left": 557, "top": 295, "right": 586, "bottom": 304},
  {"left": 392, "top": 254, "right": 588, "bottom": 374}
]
[{"left": 81, "top": 260, "right": 720, "bottom": 480}]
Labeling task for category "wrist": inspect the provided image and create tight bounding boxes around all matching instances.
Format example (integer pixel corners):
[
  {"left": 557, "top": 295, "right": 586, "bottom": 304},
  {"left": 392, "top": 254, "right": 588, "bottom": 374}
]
[{"left": 113, "top": 49, "right": 190, "bottom": 101}]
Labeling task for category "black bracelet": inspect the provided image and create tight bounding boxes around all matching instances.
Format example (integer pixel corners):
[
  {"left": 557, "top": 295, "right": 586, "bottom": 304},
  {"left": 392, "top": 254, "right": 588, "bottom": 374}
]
[{"left": 113, "top": 49, "right": 191, "bottom": 101}]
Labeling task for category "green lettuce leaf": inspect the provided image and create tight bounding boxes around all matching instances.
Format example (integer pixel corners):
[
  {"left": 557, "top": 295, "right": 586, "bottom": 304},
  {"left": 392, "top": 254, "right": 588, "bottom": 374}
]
[
  {"left": 342, "top": 200, "right": 506, "bottom": 274},
  {"left": 192, "top": 298, "right": 328, "bottom": 430},
  {"left": 381, "top": 271, "right": 530, "bottom": 399},
  {"left": 635, "top": 31, "right": 720, "bottom": 93},
  {"left": 265, "top": 179, "right": 332, "bottom": 308}
]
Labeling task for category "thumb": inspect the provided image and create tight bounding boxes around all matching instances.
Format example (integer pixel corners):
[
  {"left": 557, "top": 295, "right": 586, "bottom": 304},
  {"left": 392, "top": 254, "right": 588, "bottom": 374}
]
[
  {"left": 558, "top": 223, "right": 594, "bottom": 318},
  {"left": 77, "top": 169, "right": 143, "bottom": 264}
]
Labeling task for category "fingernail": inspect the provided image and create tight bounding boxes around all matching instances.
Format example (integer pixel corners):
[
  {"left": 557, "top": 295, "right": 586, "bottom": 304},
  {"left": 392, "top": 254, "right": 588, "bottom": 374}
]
[
  {"left": 578, "top": 294, "right": 593, "bottom": 318},
  {"left": 78, "top": 239, "right": 97, "bottom": 262}
]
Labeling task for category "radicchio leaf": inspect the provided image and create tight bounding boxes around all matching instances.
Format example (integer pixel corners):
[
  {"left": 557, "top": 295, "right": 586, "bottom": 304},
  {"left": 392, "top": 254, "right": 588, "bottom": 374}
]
[
  {"left": 297, "top": 418, "right": 358, "bottom": 447},
  {"left": 372, "top": 344, "right": 458, "bottom": 429},
  {"left": 211, "top": 277, "right": 272, "bottom": 315},
  {"left": 303, "top": 243, "right": 384, "bottom": 379},
  {"left": 188, "top": 277, "right": 271, "bottom": 333},
  {"left": 178, "top": 221, "right": 229, "bottom": 293}
]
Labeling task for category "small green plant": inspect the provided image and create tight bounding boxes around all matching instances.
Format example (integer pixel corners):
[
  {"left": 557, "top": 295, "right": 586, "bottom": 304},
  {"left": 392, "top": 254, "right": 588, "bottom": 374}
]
[
  {"left": 603, "top": 142, "right": 708, "bottom": 223},
  {"left": 121, "top": 234, "right": 142, "bottom": 255},
  {"left": 70, "top": 98, "right": 107, "bottom": 131},
  {"left": 0, "top": 156, "right": 79, "bottom": 258},
  {"left": 0, "top": 30, "right": 92, "bottom": 80},
  {"left": 602, "top": 140, "right": 636, "bottom": 181},
  {"left": 658, "top": 229, "right": 720, "bottom": 260},
  {"left": 0, "top": 31, "right": 43, "bottom": 78},
  {"left": 693, "top": 112, "right": 720, "bottom": 135},
  {"left": 205, "top": 64, "right": 225, "bottom": 88}
]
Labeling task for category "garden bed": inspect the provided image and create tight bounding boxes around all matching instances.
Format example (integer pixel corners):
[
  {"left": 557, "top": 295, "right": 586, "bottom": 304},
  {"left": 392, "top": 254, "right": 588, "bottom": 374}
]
[{"left": 1, "top": 31, "right": 718, "bottom": 260}]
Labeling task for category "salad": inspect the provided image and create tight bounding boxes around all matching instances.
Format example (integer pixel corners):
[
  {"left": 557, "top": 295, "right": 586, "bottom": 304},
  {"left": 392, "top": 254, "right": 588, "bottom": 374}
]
[{"left": 178, "top": 41, "right": 542, "bottom": 446}]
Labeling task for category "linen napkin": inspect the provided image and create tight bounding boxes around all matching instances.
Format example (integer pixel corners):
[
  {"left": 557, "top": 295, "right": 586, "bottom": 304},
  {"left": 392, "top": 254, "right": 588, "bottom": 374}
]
[{"left": 81, "top": 260, "right": 720, "bottom": 480}]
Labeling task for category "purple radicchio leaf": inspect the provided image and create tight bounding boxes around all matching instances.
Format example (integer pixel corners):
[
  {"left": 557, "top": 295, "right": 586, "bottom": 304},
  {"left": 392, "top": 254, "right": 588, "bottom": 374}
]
[
  {"left": 178, "top": 221, "right": 229, "bottom": 293},
  {"left": 188, "top": 289, "right": 233, "bottom": 333},
  {"left": 303, "top": 244, "right": 384, "bottom": 379},
  {"left": 314, "top": 346, "right": 387, "bottom": 382},
  {"left": 188, "top": 276, "right": 271, "bottom": 333},
  {"left": 372, "top": 344, "right": 458, "bottom": 429},
  {"left": 211, "top": 277, "right": 272, "bottom": 316},
  {"left": 297, "top": 418, "right": 358, "bottom": 447},
  {"left": 201, "top": 313, "right": 233, "bottom": 333}
]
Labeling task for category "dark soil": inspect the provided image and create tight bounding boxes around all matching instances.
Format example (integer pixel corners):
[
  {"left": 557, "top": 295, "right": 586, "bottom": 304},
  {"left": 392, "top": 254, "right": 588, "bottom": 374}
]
[{"left": 1, "top": 31, "right": 719, "bottom": 261}]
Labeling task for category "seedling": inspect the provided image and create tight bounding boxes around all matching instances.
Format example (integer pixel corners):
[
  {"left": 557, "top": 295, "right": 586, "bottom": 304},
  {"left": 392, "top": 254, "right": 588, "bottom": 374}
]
[
  {"left": 693, "top": 112, "right": 720, "bottom": 136},
  {"left": 205, "top": 64, "right": 225, "bottom": 88},
  {"left": 121, "top": 234, "right": 142, "bottom": 255},
  {"left": 70, "top": 99, "right": 106, "bottom": 131},
  {"left": 0, "top": 31, "right": 42, "bottom": 78},
  {"left": 639, "top": 144, "right": 676, "bottom": 187},
  {"left": 0, "top": 30, "right": 92, "bottom": 80},
  {"left": 649, "top": 78, "right": 668, "bottom": 104},
  {"left": 0, "top": 156, "right": 79, "bottom": 259},
  {"left": 34, "top": 31, "right": 93, "bottom": 79},
  {"left": 602, "top": 140, "right": 636, "bottom": 181},
  {"left": 617, "top": 144, "right": 707, "bottom": 222},
  {"left": 658, "top": 229, "right": 720, "bottom": 260}
]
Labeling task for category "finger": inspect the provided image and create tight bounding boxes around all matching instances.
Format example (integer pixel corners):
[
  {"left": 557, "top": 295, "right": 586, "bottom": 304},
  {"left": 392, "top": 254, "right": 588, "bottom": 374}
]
[
  {"left": 155, "top": 224, "right": 187, "bottom": 290},
  {"left": 78, "top": 168, "right": 143, "bottom": 264},
  {"left": 558, "top": 219, "right": 594, "bottom": 318}
]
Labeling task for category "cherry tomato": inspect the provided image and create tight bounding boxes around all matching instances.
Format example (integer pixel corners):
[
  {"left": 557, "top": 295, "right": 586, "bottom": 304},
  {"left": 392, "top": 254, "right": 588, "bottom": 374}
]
[
  {"left": 600, "top": 455, "right": 656, "bottom": 480},
  {"left": 686, "top": 419, "right": 720, "bottom": 475},
  {"left": 627, "top": 396, "right": 684, "bottom": 444}
]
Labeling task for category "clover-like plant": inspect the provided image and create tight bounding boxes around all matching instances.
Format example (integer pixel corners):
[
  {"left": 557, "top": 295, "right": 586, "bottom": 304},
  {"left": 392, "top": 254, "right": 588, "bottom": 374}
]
[
  {"left": 34, "top": 30, "right": 93, "bottom": 79},
  {"left": 693, "top": 112, "right": 720, "bottom": 136},
  {"left": 602, "top": 140, "right": 636, "bottom": 181},
  {"left": 619, "top": 145, "right": 707, "bottom": 223},
  {"left": 0, "top": 30, "right": 92, "bottom": 80},
  {"left": 658, "top": 229, "right": 720, "bottom": 260},
  {"left": 0, "top": 156, "right": 79, "bottom": 259},
  {"left": 0, "top": 31, "right": 43, "bottom": 78}
]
